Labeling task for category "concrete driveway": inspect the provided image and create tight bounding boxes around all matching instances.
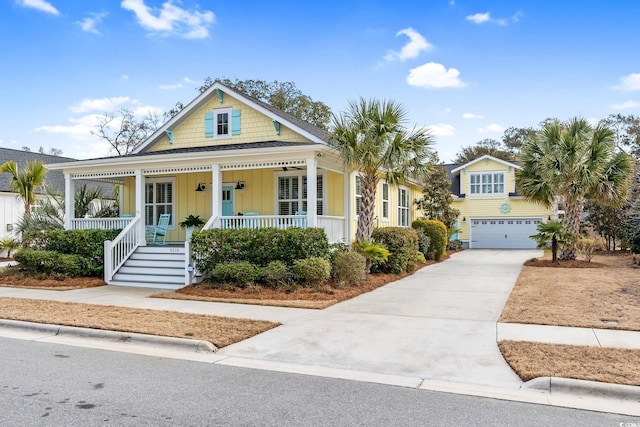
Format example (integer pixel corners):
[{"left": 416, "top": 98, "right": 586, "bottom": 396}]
[{"left": 219, "top": 249, "right": 540, "bottom": 389}]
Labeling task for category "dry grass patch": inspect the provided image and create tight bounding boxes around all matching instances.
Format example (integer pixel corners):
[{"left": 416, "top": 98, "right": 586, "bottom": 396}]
[
  {"left": 500, "top": 253, "right": 640, "bottom": 330},
  {"left": 0, "top": 297, "right": 278, "bottom": 348},
  {"left": 499, "top": 340, "right": 640, "bottom": 386}
]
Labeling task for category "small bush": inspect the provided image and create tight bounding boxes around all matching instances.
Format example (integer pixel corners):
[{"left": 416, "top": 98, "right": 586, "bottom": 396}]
[
  {"left": 412, "top": 220, "right": 447, "bottom": 260},
  {"left": 261, "top": 261, "right": 290, "bottom": 288},
  {"left": 352, "top": 239, "right": 390, "bottom": 273},
  {"left": 416, "top": 251, "right": 426, "bottom": 264},
  {"left": 14, "top": 249, "right": 84, "bottom": 277},
  {"left": 447, "top": 239, "right": 463, "bottom": 251},
  {"left": 575, "top": 238, "right": 605, "bottom": 262},
  {"left": 292, "top": 257, "right": 331, "bottom": 288},
  {"left": 370, "top": 227, "right": 419, "bottom": 274},
  {"left": 212, "top": 261, "right": 261, "bottom": 288},
  {"left": 332, "top": 251, "right": 366, "bottom": 287},
  {"left": 414, "top": 229, "right": 431, "bottom": 258}
]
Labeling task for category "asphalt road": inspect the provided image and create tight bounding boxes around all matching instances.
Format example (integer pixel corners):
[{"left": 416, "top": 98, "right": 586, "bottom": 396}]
[{"left": 0, "top": 337, "right": 636, "bottom": 427}]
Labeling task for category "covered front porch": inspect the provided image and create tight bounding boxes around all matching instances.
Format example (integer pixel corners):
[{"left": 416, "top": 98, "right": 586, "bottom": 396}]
[{"left": 52, "top": 144, "right": 353, "bottom": 287}]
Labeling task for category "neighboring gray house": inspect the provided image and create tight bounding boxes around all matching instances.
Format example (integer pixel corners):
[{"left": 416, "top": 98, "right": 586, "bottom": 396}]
[{"left": 0, "top": 147, "right": 114, "bottom": 240}]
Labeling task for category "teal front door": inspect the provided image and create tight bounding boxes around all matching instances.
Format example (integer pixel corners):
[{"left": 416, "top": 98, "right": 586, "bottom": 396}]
[{"left": 222, "top": 186, "right": 234, "bottom": 216}]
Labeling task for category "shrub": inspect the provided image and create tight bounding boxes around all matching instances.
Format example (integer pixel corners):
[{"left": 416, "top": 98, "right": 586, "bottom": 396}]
[
  {"left": 575, "top": 238, "right": 605, "bottom": 262},
  {"left": 191, "top": 227, "right": 330, "bottom": 275},
  {"left": 447, "top": 239, "right": 463, "bottom": 251},
  {"left": 412, "top": 220, "right": 447, "bottom": 260},
  {"left": 332, "top": 251, "right": 366, "bottom": 287},
  {"left": 352, "top": 239, "right": 390, "bottom": 273},
  {"left": 212, "top": 261, "right": 261, "bottom": 288},
  {"left": 0, "top": 238, "right": 20, "bottom": 258},
  {"left": 41, "top": 229, "right": 121, "bottom": 276},
  {"left": 14, "top": 249, "right": 83, "bottom": 277},
  {"left": 261, "top": 261, "right": 290, "bottom": 288},
  {"left": 370, "top": 227, "right": 419, "bottom": 274},
  {"left": 414, "top": 228, "right": 431, "bottom": 258},
  {"left": 416, "top": 251, "right": 426, "bottom": 264},
  {"left": 292, "top": 257, "right": 331, "bottom": 288}
]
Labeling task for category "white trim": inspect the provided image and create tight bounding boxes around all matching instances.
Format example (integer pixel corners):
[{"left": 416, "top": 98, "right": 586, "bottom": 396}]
[
  {"left": 354, "top": 174, "right": 363, "bottom": 219},
  {"left": 381, "top": 180, "right": 390, "bottom": 222},
  {"left": 213, "top": 107, "right": 232, "bottom": 140},
  {"left": 397, "top": 185, "right": 410, "bottom": 227},
  {"left": 451, "top": 154, "right": 521, "bottom": 174},
  {"left": 469, "top": 171, "right": 506, "bottom": 195},
  {"left": 144, "top": 177, "right": 177, "bottom": 230},
  {"left": 273, "top": 169, "right": 326, "bottom": 216}
]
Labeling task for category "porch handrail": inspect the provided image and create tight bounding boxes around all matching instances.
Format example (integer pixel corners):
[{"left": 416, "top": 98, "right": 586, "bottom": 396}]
[
  {"left": 219, "top": 215, "right": 307, "bottom": 230},
  {"left": 317, "top": 215, "right": 345, "bottom": 243},
  {"left": 104, "top": 215, "right": 142, "bottom": 284},
  {"left": 72, "top": 217, "right": 133, "bottom": 230},
  {"left": 202, "top": 215, "right": 218, "bottom": 230}
]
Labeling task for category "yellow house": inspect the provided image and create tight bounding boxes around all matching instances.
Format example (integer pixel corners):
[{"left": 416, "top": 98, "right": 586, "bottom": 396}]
[
  {"left": 447, "top": 155, "right": 556, "bottom": 249},
  {"left": 46, "top": 81, "right": 422, "bottom": 288}
]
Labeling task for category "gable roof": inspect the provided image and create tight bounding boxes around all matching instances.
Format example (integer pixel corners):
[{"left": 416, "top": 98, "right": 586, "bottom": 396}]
[
  {"left": 450, "top": 154, "right": 521, "bottom": 174},
  {"left": 133, "top": 81, "right": 330, "bottom": 154}
]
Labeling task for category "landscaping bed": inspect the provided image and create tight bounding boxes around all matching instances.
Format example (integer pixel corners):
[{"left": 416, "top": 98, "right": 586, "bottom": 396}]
[{"left": 0, "top": 269, "right": 105, "bottom": 290}]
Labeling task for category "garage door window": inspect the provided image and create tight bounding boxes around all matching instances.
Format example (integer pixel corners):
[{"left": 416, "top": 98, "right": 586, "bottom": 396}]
[{"left": 470, "top": 172, "right": 505, "bottom": 195}]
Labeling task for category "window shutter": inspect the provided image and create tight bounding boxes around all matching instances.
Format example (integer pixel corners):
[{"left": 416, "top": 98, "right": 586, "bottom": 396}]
[
  {"left": 232, "top": 109, "right": 241, "bottom": 135},
  {"left": 204, "top": 112, "right": 214, "bottom": 137}
]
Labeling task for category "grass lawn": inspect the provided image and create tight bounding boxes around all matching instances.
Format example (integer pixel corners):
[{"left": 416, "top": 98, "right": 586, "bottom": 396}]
[{"left": 499, "top": 252, "right": 640, "bottom": 386}]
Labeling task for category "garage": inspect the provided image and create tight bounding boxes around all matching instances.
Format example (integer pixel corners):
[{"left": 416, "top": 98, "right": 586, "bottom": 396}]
[{"left": 470, "top": 218, "right": 542, "bottom": 249}]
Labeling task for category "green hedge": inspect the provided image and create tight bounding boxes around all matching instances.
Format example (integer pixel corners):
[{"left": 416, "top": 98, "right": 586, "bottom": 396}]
[
  {"left": 412, "top": 220, "right": 447, "bottom": 261},
  {"left": 44, "top": 229, "right": 121, "bottom": 276},
  {"left": 14, "top": 249, "right": 84, "bottom": 277},
  {"left": 191, "top": 227, "right": 330, "bottom": 274},
  {"left": 371, "top": 227, "right": 419, "bottom": 274}
]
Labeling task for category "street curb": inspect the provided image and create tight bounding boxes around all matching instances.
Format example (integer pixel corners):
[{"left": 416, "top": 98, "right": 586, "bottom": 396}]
[
  {"left": 523, "top": 377, "right": 640, "bottom": 402},
  {"left": 0, "top": 319, "right": 217, "bottom": 353}
]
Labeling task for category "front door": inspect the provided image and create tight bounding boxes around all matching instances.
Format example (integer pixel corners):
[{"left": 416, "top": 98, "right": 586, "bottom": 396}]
[{"left": 222, "top": 186, "right": 234, "bottom": 216}]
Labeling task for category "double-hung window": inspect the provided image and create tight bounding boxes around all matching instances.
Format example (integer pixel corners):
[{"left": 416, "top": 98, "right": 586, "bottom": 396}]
[
  {"left": 470, "top": 172, "right": 505, "bottom": 195},
  {"left": 214, "top": 108, "right": 231, "bottom": 139},
  {"left": 277, "top": 173, "right": 324, "bottom": 215},
  {"left": 381, "top": 181, "right": 389, "bottom": 221},
  {"left": 398, "top": 186, "right": 410, "bottom": 227},
  {"left": 355, "top": 175, "right": 363, "bottom": 217},
  {"left": 145, "top": 178, "right": 175, "bottom": 228}
]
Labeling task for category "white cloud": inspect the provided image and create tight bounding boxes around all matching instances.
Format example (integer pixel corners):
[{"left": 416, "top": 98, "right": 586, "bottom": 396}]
[
  {"left": 467, "top": 10, "right": 522, "bottom": 26},
  {"left": 466, "top": 12, "right": 490, "bottom": 24},
  {"left": 462, "top": 112, "right": 483, "bottom": 119},
  {"left": 428, "top": 124, "right": 455, "bottom": 137},
  {"left": 617, "top": 73, "right": 640, "bottom": 90},
  {"left": 131, "top": 105, "right": 164, "bottom": 117},
  {"left": 77, "top": 12, "right": 108, "bottom": 34},
  {"left": 611, "top": 100, "right": 640, "bottom": 110},
  {"left": 18, "top": 0, "right": 59, "bottom": 15},
  {"left": 407, "top": 62, "right": 466, "bottom": 89},
  {"left": 159, "top": 77, "right": 197, "bottom": 90},
  {"left": 121, "top": 0, "right": 215, "bottom": 39},
  {"left": 477, "top": 123, "right": 505, "bottom": 133},
  {"left": 69, "top": 97, "right": 132, "bottom": 113},
  {"left": 121, "top": 75, "right": 130, "bottom": 81},
  {"left": 35, "top": 114, "right": 103, "bottom": 139},
  {"left": 384, "top": 27, "right": 432, "bottom": 61}
]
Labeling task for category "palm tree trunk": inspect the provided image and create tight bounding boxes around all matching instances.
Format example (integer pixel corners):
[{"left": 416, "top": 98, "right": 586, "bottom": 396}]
[
  {"left": 560, "top": 198, "right": 583, "bottom": 260},
  {"left": 356, "top": 176, "right": 377, "bottom": 241}
]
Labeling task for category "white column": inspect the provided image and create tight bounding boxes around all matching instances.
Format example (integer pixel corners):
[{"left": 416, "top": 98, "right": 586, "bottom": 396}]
[
  {"left": 343, "top": 168, "right": 352, "bottom": 243},
  {"left": 135, "top": 169, "right": 145, "bottom": 245},
  {"left": 211, "top": 164, "right": 221, "bottom": 218},
  {"left": 306, "top": 156, "right": 317, "bottom": 227},
  {"left": 64, "top": 173, "right": 74, "bottom": 230}
]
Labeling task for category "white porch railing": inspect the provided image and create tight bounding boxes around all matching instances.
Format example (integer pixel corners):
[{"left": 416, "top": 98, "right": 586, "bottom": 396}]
[
  {"left": 218, "top": 215, "right": 308, "bottom": 230},
  {"left": 104, "top": 216, "right": 143, "bottom": 284},
  {"left": 317, "top": 216, "right": 346, "bottom": 243},
  {"left": 72, "top": 217, "right": 133, "bottom": 230}
]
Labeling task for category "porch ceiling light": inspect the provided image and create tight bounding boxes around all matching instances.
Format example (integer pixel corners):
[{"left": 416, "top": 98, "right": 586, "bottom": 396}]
[
  {"left": 196, "top": 183, "right": 206, "bottom": 192},
  {"left": 235, "top": 181, "right": 245, "bottom": 190}
]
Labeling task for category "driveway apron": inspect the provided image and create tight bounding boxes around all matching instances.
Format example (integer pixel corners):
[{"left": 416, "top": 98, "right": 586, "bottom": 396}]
[{"left": 219, "top": 250, "right": 540, "bottom": 389}]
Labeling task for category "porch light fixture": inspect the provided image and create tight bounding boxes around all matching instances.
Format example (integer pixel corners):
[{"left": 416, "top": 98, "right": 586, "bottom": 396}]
[
  {"left": 195, "top": 183, "right": 206, "bottom": 192},
  {"left": 462, "top": 217, "right": 466, "bottom": 222},
  {"left": 235, "top": 181, "right": 245, "bottom": 190},
  {"left": 548, "top": 215, "right": 552, "bottom": 221}
]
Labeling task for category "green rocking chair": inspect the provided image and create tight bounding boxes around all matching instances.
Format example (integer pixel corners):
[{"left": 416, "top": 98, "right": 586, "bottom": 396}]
[{"left": 146, "top": 214, "right": 170, "bottom": 245}]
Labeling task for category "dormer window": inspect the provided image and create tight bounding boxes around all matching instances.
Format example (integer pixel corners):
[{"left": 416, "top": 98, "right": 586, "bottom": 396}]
[{"left": 470, "top": 172, "right": 505, "bottom": 195}]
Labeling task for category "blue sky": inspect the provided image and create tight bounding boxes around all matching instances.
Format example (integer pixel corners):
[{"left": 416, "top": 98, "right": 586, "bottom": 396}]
[{"left": 2, "top": 0, "right": 640, "bottom": 162}]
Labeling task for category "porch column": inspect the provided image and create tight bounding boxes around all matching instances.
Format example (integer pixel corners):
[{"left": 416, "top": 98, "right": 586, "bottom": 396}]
[
  {"left": 135, "top": 169, "right": 145, "bottom": 245},
  {"left": 343, "top": 168, "right": 352, "bottom": 243},
  {"left": 306, "top": 156, "right": 317, "bottom": 227},
  {"left": 211, "top": 164, "right": 221, "bottom": 218},
  {"left": 64, "top": 173, "right": 74, "bottom": 230}
]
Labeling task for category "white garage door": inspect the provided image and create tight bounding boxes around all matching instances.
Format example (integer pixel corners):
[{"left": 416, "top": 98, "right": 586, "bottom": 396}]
[{"left": 470, "top": 218, "right": 541, "bottom": 249}]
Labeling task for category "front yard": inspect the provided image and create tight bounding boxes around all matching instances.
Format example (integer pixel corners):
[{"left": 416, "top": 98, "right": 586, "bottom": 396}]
[{"left": 498, "top": 253, "right": 640, "bottom": 386}]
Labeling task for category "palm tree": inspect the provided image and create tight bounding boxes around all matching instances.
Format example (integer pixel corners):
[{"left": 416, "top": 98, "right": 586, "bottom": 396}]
[
  {"left": 0, "top": 160, "right": 47, "bottom": 214},
  {"left": 529, "top": 221, "right": 574, "bottom": 263},
  {"left": 331, "top": 98, "right": 433, "bottom": 241},
  {"left": 517, "top": 118, "right": 632, "bottom": 259}
]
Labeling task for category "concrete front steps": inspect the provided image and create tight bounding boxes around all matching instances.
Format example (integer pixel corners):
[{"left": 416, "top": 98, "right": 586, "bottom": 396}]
[{"left": 110, "top": 245, "right": 187, "bottom": 290}]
